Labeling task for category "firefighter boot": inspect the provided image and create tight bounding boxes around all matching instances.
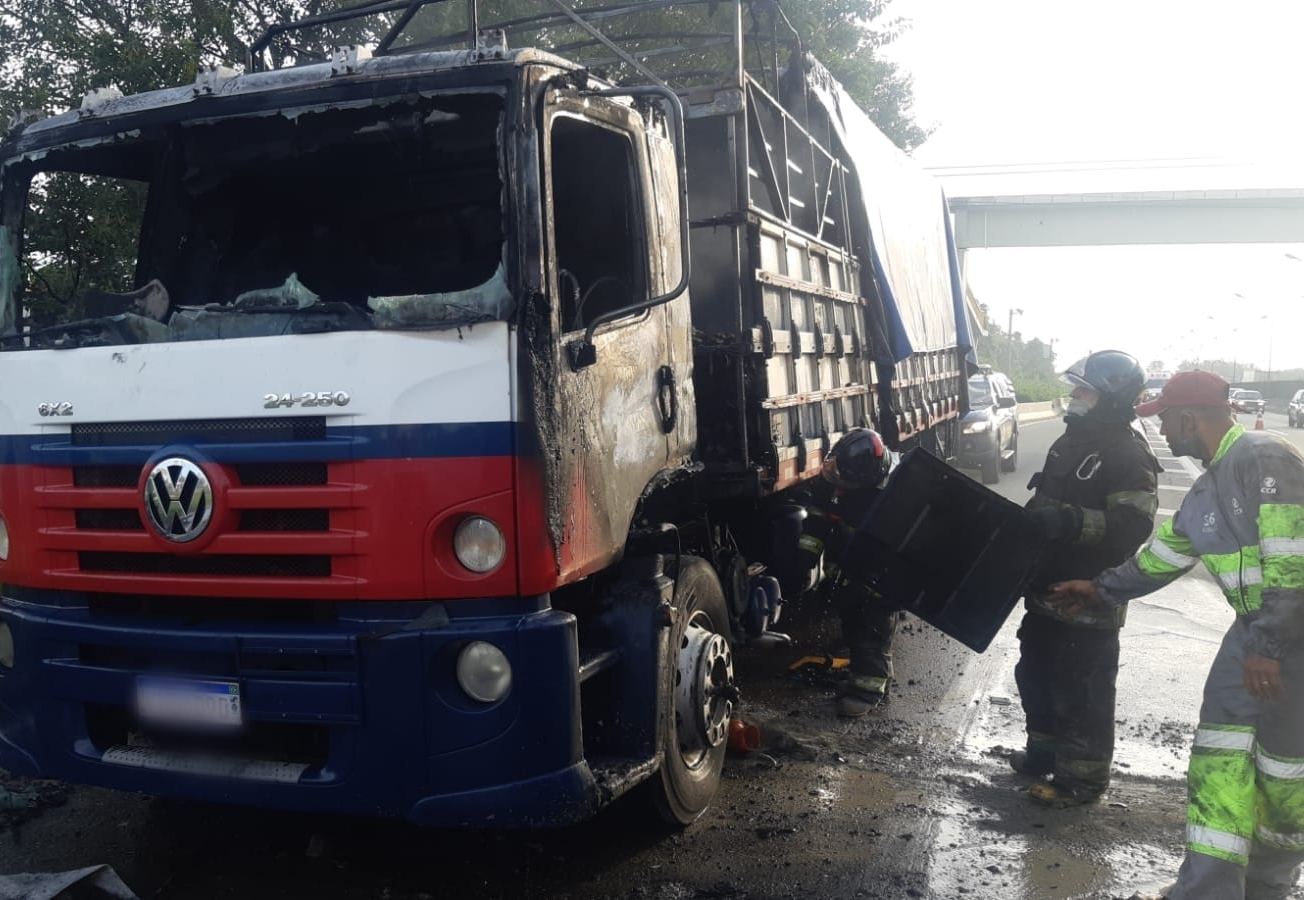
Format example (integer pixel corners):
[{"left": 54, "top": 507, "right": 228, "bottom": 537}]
[
  {"left": 1027, "top": 778, "right": 1104, "bottom": 808},
  {"left": 1009, "top": 748, "right": 1054, "bottom": 777},
  {"left": 835, "top": 674, "right": 888, "bottom": 718}
]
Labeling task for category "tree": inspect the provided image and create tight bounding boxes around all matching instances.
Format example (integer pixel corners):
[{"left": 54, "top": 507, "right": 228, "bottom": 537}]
[
  {"left": 973, "top": 311, "right": 1063, "bottom": 402},
  {"left": 1, "top": 1, "right": 928, "bottom": 148},
  {"left": 767, "top": 0, "right": 929, "bottom": 149}
]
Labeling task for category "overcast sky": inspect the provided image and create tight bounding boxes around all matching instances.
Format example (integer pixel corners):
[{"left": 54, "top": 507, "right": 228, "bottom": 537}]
[{"left": 882, "top": 0, "right": 1304, "bottom": 375}]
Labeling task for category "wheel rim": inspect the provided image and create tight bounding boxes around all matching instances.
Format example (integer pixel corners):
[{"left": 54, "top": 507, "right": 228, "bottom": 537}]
[{"left": 673, "top": 611, "right": 735, "bottom": 770}]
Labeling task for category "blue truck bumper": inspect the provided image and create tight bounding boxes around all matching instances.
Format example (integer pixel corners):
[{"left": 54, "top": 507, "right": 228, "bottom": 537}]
[{"left": 0, "top": 592, "right": 598, "bottom": 827}]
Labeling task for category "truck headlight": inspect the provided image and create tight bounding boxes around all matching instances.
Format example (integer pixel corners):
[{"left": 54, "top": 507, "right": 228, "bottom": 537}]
[
  {"left": 456, "top": 641, "right": 512, "bottom": 703},
  {"left": 453, "top": 516, "right": 505, "bottom": 573},
  {"left": 0, "top": 622, "right": 13, "bottom": 669},
  {"left": 0, "top": 513, "right": 8, "bottom": 560},
  {"left": 962, "top": 420, "right": 990, "bottom": 434}
]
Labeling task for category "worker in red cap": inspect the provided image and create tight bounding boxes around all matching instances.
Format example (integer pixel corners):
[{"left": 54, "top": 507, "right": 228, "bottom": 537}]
[{"left": 1048, "top": 370, "right": 1304, "bottom": 900}]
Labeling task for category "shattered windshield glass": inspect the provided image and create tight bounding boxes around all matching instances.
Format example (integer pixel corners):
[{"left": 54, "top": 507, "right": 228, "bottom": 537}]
[{"left": 0, "top": 93, "right": 509, "bottom": 349}]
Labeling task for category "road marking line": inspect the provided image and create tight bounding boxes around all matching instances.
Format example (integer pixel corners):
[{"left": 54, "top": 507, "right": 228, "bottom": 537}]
[{"left": 1176, "top": 454, "right": 1203, "bottom": 479}]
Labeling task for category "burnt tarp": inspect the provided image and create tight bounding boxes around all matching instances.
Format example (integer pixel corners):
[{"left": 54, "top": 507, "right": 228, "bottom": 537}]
[{"left": 803, "top": 56, "right": 973, "bottom": 368}]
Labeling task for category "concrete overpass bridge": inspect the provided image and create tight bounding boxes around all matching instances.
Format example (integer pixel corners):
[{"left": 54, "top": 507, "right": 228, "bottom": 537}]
[{"left": 936, "top": 159, "right": 1304, "bottom": 249}]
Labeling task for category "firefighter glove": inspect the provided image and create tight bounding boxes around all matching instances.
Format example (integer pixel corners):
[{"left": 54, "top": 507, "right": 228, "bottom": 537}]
[{"left": 1027, "top": 503, "right": 1084, "bottom": 544}]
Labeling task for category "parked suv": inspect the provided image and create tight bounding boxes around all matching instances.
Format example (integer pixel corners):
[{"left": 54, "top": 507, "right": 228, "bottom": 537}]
[
  {"left": 1289, "top": 390, "right": 1304, "bottom": 428},
  {"left": 960, "top": 371, "right": 1018, "bottom": 484},
  {"left": 1230, "top": 389, "right": 1266, "bottom": 416}
]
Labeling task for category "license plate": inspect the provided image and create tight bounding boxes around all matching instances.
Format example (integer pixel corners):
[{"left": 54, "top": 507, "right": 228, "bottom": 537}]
[{"left": 136, "top": 677, "right": 242, "bottom": 728}]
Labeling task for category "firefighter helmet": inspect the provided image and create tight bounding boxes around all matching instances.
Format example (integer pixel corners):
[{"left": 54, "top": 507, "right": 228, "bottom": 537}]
[
  {"left": 1061, "top": 351, "right": 1146, "bottom": 418},
  {"left": 822, "top": 428, "right": 892, "bottom": 491}
]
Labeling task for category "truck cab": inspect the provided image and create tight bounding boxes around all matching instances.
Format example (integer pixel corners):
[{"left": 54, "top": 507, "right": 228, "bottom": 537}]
[{"left": 0, "top": 0, "right": 968, "bottom": 827}]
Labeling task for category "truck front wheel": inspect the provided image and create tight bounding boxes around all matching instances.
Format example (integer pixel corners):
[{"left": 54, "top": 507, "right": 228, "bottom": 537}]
[{"left": 648, "top": 557, "right": 735, "bottom": 826}]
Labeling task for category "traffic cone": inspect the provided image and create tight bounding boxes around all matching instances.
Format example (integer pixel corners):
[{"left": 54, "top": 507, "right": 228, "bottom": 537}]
[{"left": 1256, "top": 412, "right": 1265, "bottom": 431}]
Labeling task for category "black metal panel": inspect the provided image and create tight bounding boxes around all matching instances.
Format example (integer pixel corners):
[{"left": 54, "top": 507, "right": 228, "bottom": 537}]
[
  {"left": 840, "top": 448, "right": 1039, "bottom": 653},
  {"left": 72, "top": 418, "right": 327, "bottom": 446},
  {"left": 236, "top": 462, "right": 329, "bottom": 487},
  {"left": 79, "top": 553, "right": 331, "bottom": 578},
  {"left": 73, "top": 466, "right": 139, "bottom": 487}
]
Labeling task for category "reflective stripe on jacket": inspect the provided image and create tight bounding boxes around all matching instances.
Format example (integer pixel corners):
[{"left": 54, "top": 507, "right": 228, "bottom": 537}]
[{"left": 1096, "top": 425, "right": 1304, "bottom": 659}]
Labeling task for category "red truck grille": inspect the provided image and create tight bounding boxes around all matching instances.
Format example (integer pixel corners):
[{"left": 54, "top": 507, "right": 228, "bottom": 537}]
[{"left": 32, "top": 417, "right": 361, "bottom": 590}]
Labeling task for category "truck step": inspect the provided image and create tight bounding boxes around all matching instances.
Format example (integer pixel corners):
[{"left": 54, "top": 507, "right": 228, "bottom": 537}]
[{"left": 588, "top": 754, "right": 659, "bottom": 804}]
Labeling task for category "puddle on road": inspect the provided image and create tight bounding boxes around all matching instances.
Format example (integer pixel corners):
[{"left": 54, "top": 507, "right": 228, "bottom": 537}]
[
  {"left": 923, "top": 787, "right": 1184, "bottom": 899},
  {"left": 949, "top": 591, "right": 1227, "bottom": 785},
  {"left": 910, "top": 588, "right": 1214, "bottom": 899}
]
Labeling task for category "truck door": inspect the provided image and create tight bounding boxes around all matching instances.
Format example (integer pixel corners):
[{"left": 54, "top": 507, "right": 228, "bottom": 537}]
[{"left": 542, "top": 92, "right": 674, "bottom": 580}]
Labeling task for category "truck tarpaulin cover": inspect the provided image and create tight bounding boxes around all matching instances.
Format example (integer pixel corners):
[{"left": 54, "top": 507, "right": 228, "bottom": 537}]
[{"left": 803, "top": 56, "right": 973, "bottom": 366}]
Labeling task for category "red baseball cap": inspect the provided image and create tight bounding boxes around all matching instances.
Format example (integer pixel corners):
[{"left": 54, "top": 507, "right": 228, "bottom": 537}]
[{"left": 1134, "top": 370, "right": 1230, "bottom": 417}]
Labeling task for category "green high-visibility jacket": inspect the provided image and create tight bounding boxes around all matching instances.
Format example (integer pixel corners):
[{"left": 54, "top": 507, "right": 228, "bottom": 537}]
[{"left": 1096, "top": 424, "right": 1304, "bottom": 660}]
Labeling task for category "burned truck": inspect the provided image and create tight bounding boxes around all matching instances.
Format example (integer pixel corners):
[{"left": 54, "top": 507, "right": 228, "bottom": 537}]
[{"left": 0, "top": 0, "right": 969, "bottom": 826}]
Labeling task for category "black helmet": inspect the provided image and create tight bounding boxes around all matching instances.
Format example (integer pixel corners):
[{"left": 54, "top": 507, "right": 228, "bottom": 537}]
[
  {"left": 822, "top": 428, "right": 893, "bottom": 491},
  {"left": 1061, "top": 350, "right": 1145, "bottom": 419}
]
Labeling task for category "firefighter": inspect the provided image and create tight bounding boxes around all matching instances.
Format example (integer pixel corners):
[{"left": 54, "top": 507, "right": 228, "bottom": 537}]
[
  {"left": 1013, "top": 350, "right": 1159, "bottom": 808},
  {"left": 1050, "top": 370, "right": 1304, "bottom": 900},
  {"left": 796, "top": 427, "right": 899, "bottom": 718}
]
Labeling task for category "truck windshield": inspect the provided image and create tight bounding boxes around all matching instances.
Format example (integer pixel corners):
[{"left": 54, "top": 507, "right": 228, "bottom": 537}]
[{"left": 0, "top": 94, "right": 508, "bottom": 349}]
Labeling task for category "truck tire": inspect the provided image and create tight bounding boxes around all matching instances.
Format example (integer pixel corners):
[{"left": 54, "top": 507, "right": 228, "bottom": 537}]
[
  {"left": 981, "top": 447, "right": 1000, "bottom": 485},
  {"left": 1000, "top": 432, "right": 1018, "bottom": 473},
  {"left": 647, "top": 556, "right": 735, "bottom": 827}
]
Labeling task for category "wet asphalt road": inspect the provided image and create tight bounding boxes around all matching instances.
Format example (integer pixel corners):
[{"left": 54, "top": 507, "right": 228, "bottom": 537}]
[{"left": 4, "top": 412, "right": 1304, "bottom": 899}]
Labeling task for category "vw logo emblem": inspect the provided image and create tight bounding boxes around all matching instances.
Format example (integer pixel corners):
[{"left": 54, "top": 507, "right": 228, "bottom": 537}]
[{"left": 143, "top": 457, "right": 213, "bottom": 543}]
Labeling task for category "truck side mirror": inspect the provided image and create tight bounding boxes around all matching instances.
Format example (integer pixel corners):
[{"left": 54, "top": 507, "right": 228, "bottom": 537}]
[{"left": 997, "top": 396, "right": 1017, "bottom": 409}]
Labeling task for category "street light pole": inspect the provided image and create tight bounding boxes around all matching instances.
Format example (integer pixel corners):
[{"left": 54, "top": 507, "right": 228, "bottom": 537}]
[
  {"left": 1007, "top": 307, "right": 1023, "bottom": 373},
  {"left": 1206, "top": 314, "right": 1236, "bottom": 382},
  {"left": 1231, "top": 298, "right": 1272, "bottom": 383}
]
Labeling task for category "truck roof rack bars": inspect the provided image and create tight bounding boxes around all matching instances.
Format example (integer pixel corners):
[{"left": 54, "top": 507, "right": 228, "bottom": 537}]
[
  {"left": 247, "top": 0, "right": 801, "bottom": 98},
  {"left": 247, "top": 0, "right": 474, "bottom": 71}
]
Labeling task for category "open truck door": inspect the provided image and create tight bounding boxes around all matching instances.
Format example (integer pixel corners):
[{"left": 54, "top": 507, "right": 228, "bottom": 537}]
[{"left": 840, "top": 449, "right": 1041, "bottom": 652}]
